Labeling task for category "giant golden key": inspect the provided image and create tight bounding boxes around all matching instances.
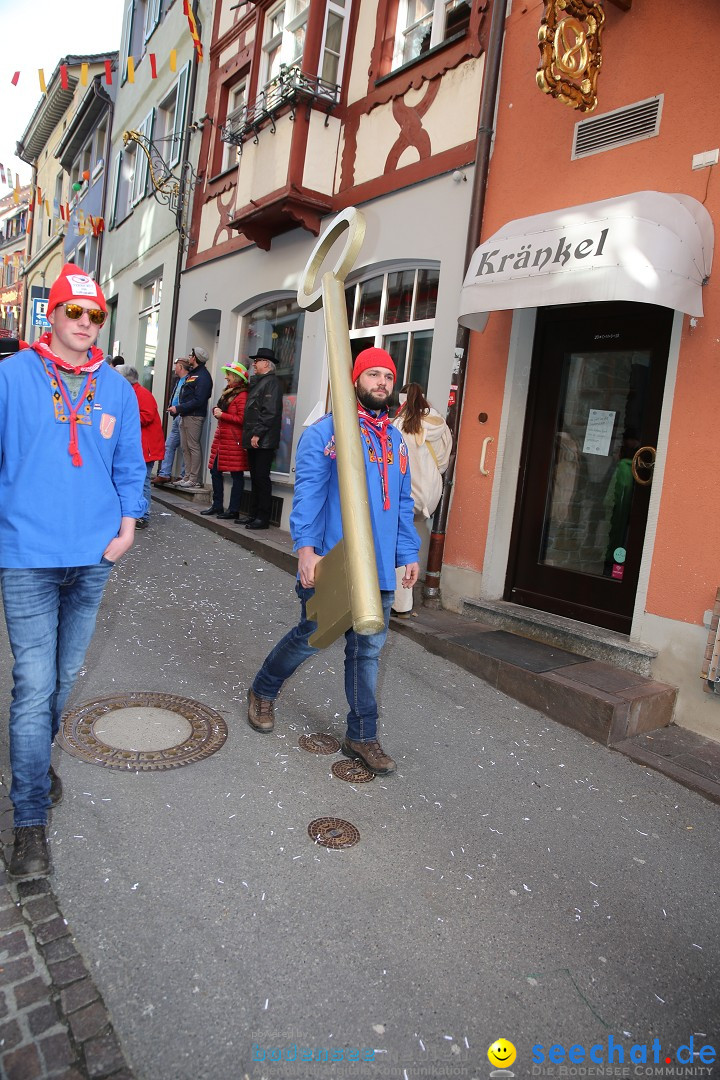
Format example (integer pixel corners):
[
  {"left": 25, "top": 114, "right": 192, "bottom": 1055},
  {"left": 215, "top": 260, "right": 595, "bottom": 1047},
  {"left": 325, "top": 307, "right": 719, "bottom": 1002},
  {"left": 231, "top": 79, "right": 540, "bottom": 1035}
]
[{"left": 296, "top": 208, "right": 384, "bottom": 648}]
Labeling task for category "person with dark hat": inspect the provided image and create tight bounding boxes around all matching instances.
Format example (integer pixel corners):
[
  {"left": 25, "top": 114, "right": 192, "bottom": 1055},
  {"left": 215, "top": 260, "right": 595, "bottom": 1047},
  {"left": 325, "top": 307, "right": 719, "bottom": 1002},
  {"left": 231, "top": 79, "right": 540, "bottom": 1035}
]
[
  {"left": 246, "top": 347, "right": 419, "bottom": 776},
  {"left": 169, "top": 346, "right": 213, "bottom": 492},
  {"left": 0, "top": 263, "right": 146, "bottom": 879},
  {"left": 241, "top": 347, "right": 283, "bottom": 529}
]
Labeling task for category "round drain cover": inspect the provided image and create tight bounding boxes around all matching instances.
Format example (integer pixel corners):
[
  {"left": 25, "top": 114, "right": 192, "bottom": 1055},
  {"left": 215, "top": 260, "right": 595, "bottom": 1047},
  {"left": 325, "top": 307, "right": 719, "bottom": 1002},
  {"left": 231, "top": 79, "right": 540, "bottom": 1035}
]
[
  {"left": 308, "top": 817, "right": 360, "bottom": 849},
  {"left": 58, "top": 692, "right": 228, "bottom": 771},
  {"left": 299, "top": 733, "right": 340, "bottom": 755},
  {"left": 331, "top": 759, "right": 375, "bottom": 784}
]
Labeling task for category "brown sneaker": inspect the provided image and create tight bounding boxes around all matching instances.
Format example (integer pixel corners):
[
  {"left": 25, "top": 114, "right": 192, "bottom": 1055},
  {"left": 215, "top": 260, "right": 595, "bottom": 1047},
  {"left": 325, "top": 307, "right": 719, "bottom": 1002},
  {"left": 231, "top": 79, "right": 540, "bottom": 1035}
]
[
  {"left": 151, "top": 475, "right": 172, "bottom": 486},
  {"left": 341, "top": 738, "right": 396, "bottom": 775},
  {"left": 8, "top": 826, "right": 51, "bottom": 879},
  {"left": 247, "top": 688, "right": 275, "bottom": 732}
]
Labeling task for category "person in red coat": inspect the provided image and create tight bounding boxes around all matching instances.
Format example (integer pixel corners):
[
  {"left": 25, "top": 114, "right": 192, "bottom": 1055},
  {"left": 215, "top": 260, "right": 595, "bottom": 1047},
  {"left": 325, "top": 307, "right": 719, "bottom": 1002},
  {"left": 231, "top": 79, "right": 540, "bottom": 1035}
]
[
  {"left": 202, "top": 360, "right": 249, "bottom": 522},
  {"left": 116, "top": 365, "right": 166, "bottom": 529}
]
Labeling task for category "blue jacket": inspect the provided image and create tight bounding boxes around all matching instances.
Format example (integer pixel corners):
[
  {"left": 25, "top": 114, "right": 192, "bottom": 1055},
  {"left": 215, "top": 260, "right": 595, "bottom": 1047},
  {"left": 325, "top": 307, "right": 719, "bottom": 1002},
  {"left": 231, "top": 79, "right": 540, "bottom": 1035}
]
[
  {"left": 290, "top": 413, "right": 419, "bottom": 591},
  {"left": 0, "top": 349, "right": 147, "bottom": 568}
]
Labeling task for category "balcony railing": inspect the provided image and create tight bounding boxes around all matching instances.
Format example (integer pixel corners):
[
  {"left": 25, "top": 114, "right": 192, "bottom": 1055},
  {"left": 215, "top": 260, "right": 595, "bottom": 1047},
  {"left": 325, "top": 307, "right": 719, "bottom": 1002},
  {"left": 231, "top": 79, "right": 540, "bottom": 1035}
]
[{"left": 221, "top": 65, "right": 340, "bottom": 155}]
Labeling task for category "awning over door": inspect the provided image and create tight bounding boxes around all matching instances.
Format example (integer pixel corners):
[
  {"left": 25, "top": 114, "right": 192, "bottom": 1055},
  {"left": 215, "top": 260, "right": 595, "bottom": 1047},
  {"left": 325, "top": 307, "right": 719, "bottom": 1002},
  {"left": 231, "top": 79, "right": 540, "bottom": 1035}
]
[{"left": 459, "top": 191, "right": 714, "bottom": 331}]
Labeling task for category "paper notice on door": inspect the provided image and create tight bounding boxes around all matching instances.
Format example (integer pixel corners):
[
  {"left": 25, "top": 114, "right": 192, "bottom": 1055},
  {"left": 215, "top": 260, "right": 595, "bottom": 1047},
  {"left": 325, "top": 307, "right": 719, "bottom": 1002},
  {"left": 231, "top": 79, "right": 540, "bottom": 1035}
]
[{"left": 583, "top": 409, "right": 616, "bottom": 456}]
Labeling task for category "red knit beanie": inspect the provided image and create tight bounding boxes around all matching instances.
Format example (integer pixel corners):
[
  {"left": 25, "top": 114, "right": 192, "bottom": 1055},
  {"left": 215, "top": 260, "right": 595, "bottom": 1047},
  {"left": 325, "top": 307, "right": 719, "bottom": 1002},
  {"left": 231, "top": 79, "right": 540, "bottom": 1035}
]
[
  {"left": 47, "top": 263, "right": 107, "bottom": 318},
  {"left": 351, "top": 347, "right": 397, "bottom": 384}
]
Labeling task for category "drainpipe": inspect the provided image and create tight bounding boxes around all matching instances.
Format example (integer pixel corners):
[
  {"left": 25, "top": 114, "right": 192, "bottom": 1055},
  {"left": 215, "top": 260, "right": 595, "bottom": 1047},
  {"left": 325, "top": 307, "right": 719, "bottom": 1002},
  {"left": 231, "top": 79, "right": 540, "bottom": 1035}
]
[
  {"left": 91, "top": 79, "right": 114, "bottom": 293},
  {"left": 163, "top": 0, "right": 202, "bottom": 417},
  {"left": 20, "top": 165, "right": 39, "bottom": 342},
  {"left": 422, "top": 0, "right": 509, "bottom": 606}
]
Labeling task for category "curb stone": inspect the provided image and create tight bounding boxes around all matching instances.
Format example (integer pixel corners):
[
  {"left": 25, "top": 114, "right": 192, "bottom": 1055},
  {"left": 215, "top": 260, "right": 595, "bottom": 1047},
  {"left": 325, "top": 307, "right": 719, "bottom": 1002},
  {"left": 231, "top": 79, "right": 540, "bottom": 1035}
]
[{"left": 0, "top": 789, "right": 135, "bottom": 1079}]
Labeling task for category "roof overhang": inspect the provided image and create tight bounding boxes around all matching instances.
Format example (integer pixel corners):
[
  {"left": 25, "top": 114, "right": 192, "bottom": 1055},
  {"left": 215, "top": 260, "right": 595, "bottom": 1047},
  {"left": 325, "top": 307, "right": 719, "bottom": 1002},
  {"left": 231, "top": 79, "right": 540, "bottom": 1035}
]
[{"left": 459, "top": 191, "right": 714, "bottom": 332}]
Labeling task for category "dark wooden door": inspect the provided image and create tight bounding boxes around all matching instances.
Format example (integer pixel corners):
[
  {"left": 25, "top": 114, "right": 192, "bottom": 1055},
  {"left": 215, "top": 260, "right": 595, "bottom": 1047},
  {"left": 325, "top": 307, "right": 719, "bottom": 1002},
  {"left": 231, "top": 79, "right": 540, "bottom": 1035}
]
[{"left": 506, "top": 302, "right": 674, "bottom": 633}]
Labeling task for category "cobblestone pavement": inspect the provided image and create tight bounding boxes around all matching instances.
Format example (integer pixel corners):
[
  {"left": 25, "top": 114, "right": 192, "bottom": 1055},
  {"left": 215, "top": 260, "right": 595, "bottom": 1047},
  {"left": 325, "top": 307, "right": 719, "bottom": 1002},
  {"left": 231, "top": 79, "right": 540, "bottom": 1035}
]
[{"left": 0, "top": 792, "right": 133, "bottom": 1080}]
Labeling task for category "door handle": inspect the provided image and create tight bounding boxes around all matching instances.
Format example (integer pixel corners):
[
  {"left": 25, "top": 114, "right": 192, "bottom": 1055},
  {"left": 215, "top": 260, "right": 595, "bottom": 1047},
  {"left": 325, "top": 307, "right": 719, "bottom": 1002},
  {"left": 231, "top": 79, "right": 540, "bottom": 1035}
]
[
  {"left": 480, "top": 436, "right": 494, "bottom": 476},
  {"left": 631, "top": 445, "right": 656, "bottom": 485}
]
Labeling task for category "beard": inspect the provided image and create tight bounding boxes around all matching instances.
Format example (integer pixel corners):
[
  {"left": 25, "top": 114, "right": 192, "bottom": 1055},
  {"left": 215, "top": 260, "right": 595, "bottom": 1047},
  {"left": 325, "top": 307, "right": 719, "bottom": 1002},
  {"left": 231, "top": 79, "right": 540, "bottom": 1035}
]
[{"left": 356, "top": 385, "right": 390, "bottom": 412}]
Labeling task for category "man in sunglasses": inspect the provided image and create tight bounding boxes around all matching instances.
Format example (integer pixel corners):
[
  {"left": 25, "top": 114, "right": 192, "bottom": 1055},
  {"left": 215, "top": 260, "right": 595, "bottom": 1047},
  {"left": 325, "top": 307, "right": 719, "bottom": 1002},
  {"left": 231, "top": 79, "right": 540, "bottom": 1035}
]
[{"left": 0, "top": 263, "right": 147, "bottom": 880}]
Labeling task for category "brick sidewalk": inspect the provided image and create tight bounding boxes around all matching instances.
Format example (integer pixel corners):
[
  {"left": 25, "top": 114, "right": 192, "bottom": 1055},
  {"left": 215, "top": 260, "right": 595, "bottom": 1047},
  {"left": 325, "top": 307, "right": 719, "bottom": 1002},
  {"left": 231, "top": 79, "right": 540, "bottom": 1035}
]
[{"left": 0, "top": 790, "right": 134, "bottom": 1080}]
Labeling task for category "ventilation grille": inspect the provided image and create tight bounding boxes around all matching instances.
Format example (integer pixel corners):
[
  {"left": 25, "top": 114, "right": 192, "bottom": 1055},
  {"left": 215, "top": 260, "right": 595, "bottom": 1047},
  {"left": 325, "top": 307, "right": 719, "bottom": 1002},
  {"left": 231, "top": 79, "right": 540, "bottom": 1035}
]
[{"left": 572, "top": 96, "right": 662, "bottom": 160}]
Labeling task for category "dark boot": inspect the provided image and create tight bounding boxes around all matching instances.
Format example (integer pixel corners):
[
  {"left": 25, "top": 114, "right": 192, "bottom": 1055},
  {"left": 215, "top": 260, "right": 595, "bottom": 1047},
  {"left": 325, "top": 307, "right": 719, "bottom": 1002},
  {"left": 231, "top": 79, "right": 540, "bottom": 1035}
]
[
  {"left": 200, "top": 506, "right": 223, "bottom": 516},
  {"left": 9, "top": 826, "right": 50, "bottom": 879},
  {"left": 247, "top": 689, "right": 275, "bottom": 732},
  {"left": 48, "top": 765, "right": 63, "bottom": 807},
  {"left": 341, "top": 738, "right": 396, "bottom": 775},
  {"left": 217, "top": 510, "right": 239, "bottom": 520}
]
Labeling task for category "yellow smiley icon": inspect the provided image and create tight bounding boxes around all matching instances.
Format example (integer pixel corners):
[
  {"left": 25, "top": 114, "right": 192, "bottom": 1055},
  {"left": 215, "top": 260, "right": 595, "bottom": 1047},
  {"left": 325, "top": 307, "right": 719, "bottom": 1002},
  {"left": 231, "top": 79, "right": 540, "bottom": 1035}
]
[{"left": 487, "top": 1039, "right": 517, "bottom": 1069}]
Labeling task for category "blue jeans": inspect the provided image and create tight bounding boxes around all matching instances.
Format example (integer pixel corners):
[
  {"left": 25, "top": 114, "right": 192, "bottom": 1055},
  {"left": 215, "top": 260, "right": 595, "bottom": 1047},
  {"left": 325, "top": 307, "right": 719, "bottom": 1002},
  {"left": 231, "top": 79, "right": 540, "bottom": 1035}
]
[
  {"left": 253, "top": 583, "right": 393, "bottom": 742},
  {"left": 158, "top": 416, "right": 184, "bottom": 479},
  {"left": 0, "top": 563, "right": 114, "bottom": 827}
]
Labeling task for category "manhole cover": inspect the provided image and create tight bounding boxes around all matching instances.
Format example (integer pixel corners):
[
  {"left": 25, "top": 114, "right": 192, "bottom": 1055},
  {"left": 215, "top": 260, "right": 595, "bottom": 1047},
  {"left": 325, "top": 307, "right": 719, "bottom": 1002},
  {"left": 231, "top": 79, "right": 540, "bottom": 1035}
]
[
  {"left": 331, "top": 759, "right": 375, "bottom": 783},
  {"left": 308, "top": 817, "right": 360, "bottom": 849},
  {"left": 299, "top": 733, "right": 340, "bottom": 755},
  {"left": 58, "top": 692, "right": 228, "bottom": 771}
]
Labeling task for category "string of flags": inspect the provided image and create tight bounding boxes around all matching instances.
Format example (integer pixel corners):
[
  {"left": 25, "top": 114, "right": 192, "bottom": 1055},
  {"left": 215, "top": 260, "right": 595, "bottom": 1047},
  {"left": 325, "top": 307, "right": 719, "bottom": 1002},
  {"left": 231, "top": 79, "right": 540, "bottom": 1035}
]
[{"left": 7, "top": 10, "right": 202, "bottom": 93}]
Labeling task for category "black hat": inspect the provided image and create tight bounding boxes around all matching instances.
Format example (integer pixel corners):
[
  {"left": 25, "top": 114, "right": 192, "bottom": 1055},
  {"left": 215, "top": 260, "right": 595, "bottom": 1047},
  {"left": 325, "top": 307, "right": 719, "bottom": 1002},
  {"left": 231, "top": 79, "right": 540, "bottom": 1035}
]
[{"left": 248, "top": 347, "right": 277, "bottom": 362}]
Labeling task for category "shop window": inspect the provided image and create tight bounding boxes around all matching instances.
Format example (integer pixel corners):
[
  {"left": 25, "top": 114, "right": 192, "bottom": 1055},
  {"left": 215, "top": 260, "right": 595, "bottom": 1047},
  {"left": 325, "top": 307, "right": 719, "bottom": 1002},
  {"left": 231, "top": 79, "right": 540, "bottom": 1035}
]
[
  {"left": 392, "top": 0, "right": 471, "bottom": 70},
  {"left": 240, "top": 297, "right": 305, "bottom": 475},
  {"left": 346, "top": 266, "right": 439, "bottom": 402},
  {"left": 137, "top": 275, "right": 162, "bottom": 390}
]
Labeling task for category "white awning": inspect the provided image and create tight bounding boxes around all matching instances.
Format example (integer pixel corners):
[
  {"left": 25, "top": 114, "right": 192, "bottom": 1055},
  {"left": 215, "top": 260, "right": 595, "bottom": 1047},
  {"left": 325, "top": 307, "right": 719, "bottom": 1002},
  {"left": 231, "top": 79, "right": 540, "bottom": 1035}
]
[{"left": 459, "top": 191, "right": 714, "bottom": 331}]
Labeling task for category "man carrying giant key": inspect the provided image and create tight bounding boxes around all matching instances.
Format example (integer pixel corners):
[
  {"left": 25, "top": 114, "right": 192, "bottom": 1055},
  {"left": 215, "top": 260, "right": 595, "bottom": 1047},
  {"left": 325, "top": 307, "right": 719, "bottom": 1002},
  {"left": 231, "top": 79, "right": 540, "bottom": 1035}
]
[{"left": 247, "top": 211, "right": 419, "bottom": 774}]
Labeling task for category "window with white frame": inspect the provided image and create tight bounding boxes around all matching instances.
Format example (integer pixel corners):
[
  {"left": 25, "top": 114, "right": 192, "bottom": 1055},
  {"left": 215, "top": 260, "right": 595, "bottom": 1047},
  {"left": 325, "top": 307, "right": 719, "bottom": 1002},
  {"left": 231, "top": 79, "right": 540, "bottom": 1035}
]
[
  {"left": 262, "top": 0, "right": 310, "bottom": 85},
  {"left": 345, "top": 266, "right": 440, "bottom": 401},
  {"left": 111, "top": 143, "right": 136, "bottom": 227},
  {"left": 319, "top": 0, "right": 349, "bottom": 84},
  {"left": 392, "top": 0, "right": 471, "bottom": 69},
  {"left": 221, "top": 79, "right": 247, "bottom": 172},
  {"left": 155, "top": 63, "right": 190, "bottom": 168},
  {"left": 144, "top": 0, "right": 162, "bottom": 40},
  {"left": 137, "top": 275, "right": 162, "bottom": 390},
  {"left": 131, "top": 111, "right": 153, "bottom": 204}
]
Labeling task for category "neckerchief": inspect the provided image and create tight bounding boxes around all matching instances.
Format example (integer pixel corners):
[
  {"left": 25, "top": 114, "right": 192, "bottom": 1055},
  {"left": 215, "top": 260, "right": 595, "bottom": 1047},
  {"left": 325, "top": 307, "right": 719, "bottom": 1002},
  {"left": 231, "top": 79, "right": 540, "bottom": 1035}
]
[
  {"left": 34, "top": 334, "right": 104, "bottom": 467},
  {"left": 357, "top": 401, "right": 392, "bottom": 510}
]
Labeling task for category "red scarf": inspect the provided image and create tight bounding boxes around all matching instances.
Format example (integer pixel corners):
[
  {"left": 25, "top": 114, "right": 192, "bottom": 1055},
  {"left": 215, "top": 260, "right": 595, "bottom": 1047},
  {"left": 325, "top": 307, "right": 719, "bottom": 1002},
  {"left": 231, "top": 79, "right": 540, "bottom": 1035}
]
[
  {"left": 34, "top": 335, "right": 105, "bottom": 467},
  {"left": 357, "top": 401, "right": 392, "bottom": 510}
]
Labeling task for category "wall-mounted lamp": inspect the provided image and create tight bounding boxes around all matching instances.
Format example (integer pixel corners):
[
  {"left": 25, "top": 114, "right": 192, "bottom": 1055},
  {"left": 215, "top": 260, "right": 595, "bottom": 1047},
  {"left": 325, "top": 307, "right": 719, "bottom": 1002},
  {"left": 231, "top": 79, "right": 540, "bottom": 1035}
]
[{"left": 452, "top": 170, "right": 467, "bottom": 183}]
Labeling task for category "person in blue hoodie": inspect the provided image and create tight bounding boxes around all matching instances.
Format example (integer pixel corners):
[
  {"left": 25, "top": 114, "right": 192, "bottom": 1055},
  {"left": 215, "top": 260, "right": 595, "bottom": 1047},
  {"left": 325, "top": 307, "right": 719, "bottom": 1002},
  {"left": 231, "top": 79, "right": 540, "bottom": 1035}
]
[
  {"left": 247, "top": 348, "right": 419, "bottom": 776},
  {"left": 0, "top": 263, "right": 147, "bottom": 880}
]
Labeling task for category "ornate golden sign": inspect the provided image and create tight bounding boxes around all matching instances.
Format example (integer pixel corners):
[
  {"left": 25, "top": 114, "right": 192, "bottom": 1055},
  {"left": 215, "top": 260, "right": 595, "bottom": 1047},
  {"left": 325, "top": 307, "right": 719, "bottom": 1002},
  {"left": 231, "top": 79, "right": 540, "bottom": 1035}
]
[{"left": 537, "top": 0, "right": 605, "bottom": 112}]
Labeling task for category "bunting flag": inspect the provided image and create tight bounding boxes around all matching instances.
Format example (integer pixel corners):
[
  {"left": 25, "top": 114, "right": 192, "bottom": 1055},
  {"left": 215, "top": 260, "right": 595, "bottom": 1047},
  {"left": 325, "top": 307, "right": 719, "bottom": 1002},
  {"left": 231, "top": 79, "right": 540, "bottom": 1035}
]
[
  {"left": 149, "top": 53, "right": 158, "bottom": 79},
  {"left": 184, "top": 1, "right": 203, "bottom": 61},
  {"left": 45, "top": 199, "right": 50, "bottom": 216},
  {"left": 0, "top": 164, "right": 6, "bottom": 185},
  {"left": 11, "top": 72, "right": 19, "bottom": 86},
  {"left": 80, "top": 63, "right": 88, "bottom": 86},
  {"left": 170, "top": 49, "right": 177, "bottom": 73},
  {"left": 38, "top": 69, "right": 47, "bottom": 93},
  {"left": 60, "top": 64, "right": 69, "bottom": 90},
  {"left": 127, "top": 56, "right": 135, "bottom": 83},
  {"left": 59, "top": 204, "right": 66, "bottom": 221},
  {"left": 36, "top": 186, "right": 42, "bottom": 205},
  {"left": 104, "top": 60, "right": 113, "bottom": 85},
  {"left": 13, "top": 174, "right": 19, "bottom": 205}
]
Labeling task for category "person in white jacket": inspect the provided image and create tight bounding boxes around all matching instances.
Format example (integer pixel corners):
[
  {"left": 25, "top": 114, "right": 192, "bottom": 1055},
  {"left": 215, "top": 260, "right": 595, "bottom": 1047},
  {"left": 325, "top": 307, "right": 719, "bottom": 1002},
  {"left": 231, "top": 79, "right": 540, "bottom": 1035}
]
[{"left": 391, "top": 383, "right": 452, "bottom": 616}]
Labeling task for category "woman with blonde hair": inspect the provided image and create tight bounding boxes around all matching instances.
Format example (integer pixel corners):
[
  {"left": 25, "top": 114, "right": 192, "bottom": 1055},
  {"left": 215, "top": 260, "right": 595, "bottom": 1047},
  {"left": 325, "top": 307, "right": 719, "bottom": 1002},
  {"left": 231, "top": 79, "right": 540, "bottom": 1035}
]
[{"left": 391, "top": 383, "right": 452, "bottom": 617}]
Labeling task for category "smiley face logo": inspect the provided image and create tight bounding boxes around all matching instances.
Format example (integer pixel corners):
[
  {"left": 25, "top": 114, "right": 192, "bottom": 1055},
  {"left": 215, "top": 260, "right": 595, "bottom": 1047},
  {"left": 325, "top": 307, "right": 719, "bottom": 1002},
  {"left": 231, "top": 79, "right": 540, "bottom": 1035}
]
[{"left": 487, "top": 1039, "right": 517, "bottom": 1069}]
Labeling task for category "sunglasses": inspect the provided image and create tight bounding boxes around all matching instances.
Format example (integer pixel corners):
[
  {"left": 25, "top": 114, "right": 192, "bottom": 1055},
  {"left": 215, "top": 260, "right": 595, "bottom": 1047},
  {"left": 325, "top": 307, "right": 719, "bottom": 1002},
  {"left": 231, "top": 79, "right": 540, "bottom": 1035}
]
[{"left": 63, "top": 303, "right": 107, "bottom": 327}]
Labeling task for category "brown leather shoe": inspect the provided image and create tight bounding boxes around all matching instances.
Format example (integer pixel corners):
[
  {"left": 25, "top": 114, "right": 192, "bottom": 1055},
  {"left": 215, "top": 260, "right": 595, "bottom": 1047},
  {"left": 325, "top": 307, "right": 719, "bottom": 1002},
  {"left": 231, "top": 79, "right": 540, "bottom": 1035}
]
[
  {"left": 247, "top": 688, "right": 275, "bottom": 732},
  {"left": 341, "top": 738, "right": 396, "bottom": 775},
  {"left": 152, "top": 475, "right": 172, "bottom": 486}
]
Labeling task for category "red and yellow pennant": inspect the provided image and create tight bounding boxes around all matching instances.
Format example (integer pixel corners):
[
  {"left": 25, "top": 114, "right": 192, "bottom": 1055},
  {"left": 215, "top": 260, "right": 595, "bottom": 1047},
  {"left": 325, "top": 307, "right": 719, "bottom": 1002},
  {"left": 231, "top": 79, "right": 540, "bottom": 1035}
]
[{"left": 183, "top": 1, "right": 203, "bottom": 61}]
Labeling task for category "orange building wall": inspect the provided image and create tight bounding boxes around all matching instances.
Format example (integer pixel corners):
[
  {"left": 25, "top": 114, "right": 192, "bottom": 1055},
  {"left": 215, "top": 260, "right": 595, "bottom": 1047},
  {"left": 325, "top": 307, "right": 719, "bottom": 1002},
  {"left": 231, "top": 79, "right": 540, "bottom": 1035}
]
[{"left": 446, "top": 0, "right": 720, "bottom": 626}]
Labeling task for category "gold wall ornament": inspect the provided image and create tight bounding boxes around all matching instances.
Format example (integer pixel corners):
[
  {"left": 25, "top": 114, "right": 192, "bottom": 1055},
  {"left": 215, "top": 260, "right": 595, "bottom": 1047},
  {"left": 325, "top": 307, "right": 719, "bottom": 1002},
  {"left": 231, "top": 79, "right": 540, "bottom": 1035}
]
[
  {"left": 296, "top": 208, "right": 385, "bottom": 649},
  {"left": 537, "top": 0, "right": 605, "bottom": 113}
]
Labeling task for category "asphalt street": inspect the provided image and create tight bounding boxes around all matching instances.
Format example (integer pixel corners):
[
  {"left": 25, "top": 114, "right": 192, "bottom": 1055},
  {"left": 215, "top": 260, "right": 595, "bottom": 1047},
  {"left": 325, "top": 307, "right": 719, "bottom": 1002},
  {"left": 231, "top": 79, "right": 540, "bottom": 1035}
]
[{"left": 0, "top": 507, "right": 718, "bottom": 1080}]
